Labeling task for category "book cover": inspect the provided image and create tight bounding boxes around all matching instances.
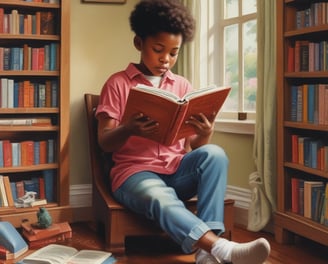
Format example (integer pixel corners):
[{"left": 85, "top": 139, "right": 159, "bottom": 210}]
[
  {"left": 10, "top": 181, "right": 17, "bottom": 202},
  {"left": 21, "top": 221, "right": 66, "bottom": 240},
  {"left": 304, "top": 181, "right": 324, "bottom": 219},
  {"left": 3, "top": 175, "right": 14, "bottom": 207},
  {"left": 16, "top": 181, "right": 25, "bottom": 199},
  {"left": 121, "top": 85, "right": 231, "bottom": 145},
  {"left": 291, "top": 177, "right": 299, "bottom": 214},
  {"left": 0, "top": 176, "right": 8, "bottom": 207},
  {"left": 0, "top": 221, "right": 28, "bottom": 259},
  {"left": 43, "top": 170, "right": 55, "bottom": 202}
]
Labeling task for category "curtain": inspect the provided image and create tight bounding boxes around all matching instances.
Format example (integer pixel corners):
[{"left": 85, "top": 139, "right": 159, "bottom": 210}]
[
  {"left": 247, "top": 0, "right": 277, "bottom": 232},
  {"left": 176, "top": 0, "right": 201, "bottom": 88}
]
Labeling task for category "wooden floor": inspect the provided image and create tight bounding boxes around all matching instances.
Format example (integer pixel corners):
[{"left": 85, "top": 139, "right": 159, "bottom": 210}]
[{"left": 64, "top": 222, "right": 328, "bottom": 264}]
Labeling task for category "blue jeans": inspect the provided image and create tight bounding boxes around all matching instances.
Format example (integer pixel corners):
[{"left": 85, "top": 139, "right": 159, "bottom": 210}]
[{"left": 112, "top": 144, "right": 228, "bottom": 253}]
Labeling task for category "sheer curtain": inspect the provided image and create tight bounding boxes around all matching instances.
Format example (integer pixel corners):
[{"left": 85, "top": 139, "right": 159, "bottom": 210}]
[
  {"left": 176, "top": 0, "right": 201, "bottom": 88},
  {"left": 247, "top": 0, "right": 277, "bottom": 232}
]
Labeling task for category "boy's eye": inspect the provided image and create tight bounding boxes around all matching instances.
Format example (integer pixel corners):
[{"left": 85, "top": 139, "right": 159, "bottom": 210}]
[
  {"left": 170, "top": 53, "right": 178, "bottom": 57},
  {"left": 153, "top": 48, "right": 162, "bottom": 53}
]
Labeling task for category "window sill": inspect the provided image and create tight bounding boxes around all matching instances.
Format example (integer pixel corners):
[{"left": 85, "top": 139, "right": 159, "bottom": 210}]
[{"left": 214, "top": 119, "right": 255, "bottom": 135}]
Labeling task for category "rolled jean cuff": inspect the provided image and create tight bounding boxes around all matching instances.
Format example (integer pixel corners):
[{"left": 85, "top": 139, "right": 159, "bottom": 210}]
[{"left": 181, "top": 222, "right": 225, "bottom": 253}]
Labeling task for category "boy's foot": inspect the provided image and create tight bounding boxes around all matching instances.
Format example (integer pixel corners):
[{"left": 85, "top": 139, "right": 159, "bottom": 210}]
[
  {"left": 195, "top": 249, "right": 221, "bottom": 264},
  {"left": 211, "top": 237, "right": 270, "bottom": 264}
]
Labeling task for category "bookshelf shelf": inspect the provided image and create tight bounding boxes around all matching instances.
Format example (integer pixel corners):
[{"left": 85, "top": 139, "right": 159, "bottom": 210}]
[
  {"left": 0, "top": 0, "right": 71, "bottom": 226},
  {"left": 275, "top": 0, "right": 328, "bottom": 246},
  {"left": 0, "top": 163, "right": 58, "bottom": 174}
]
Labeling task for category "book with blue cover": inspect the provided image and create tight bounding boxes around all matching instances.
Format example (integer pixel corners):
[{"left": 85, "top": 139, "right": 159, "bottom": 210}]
[{"left": 0, "top": 221, "right": 28, "bottom": 260}]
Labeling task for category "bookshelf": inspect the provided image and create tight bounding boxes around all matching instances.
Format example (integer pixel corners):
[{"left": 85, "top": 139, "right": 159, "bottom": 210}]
[
  {"left": 275, "top": 0, "right": 328, "bottom": 246},
  {"left": 0, "top": 0, "right": 71, "bottom": 226}
]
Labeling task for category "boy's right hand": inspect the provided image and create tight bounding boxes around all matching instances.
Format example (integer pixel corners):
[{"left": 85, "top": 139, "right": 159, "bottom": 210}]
[{"left": 124, "top": 113, "right": 159, "bottom": 137}]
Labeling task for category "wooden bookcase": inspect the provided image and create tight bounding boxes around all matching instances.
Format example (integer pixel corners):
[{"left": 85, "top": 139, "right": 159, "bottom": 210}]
[
  {"left": 0, "top": 0, "right": 71, "bottom": 227},
  {"left": 275, "top": 0, "right": 328, "bottom": 245}
]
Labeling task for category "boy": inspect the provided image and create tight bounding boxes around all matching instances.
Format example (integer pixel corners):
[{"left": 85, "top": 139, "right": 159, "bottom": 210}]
[{"left": 96, "top": 0, "right": 270, "bottom": 263}]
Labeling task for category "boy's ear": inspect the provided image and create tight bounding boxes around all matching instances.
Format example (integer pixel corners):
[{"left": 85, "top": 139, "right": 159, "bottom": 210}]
[{"left": 134, "top": 36, "right": 142, "bottom": 51}]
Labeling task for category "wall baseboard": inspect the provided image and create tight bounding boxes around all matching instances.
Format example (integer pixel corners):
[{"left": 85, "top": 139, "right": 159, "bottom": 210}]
[{"left": 69, "top": 184, "right": 251, "bottom": 226}]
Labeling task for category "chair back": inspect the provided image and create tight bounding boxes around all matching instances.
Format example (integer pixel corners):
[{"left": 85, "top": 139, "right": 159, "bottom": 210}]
[{"left": 84, "top": 93, "right": 113, "bottom": 191}]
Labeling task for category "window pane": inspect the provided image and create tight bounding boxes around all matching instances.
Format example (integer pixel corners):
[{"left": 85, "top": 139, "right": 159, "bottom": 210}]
[
  {"left": 242, "top": 0, "right": 256, "bottom": 15},
  {"left": 225, "top": 0, "right": 238, "bottom": 19},
  {"left": 243, "top": 19, "right": 257, "bottom": 112},
  {"left": 223, "top": 24, "right": 239, "bottom": 112}
]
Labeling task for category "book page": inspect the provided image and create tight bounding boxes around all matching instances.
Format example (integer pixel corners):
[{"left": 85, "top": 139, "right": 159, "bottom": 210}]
[
  {"left": 134, "top": 84, "right": 181, "bottom": 102},
  {"left": 22, "top": 244, "right": 78, "bottom": 264},
  {"left": 66, "top": 250, "right": 112, "bottom": 264}
]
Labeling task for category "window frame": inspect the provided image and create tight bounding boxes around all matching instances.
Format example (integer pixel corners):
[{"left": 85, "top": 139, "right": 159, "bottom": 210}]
[{"left": 209, "top": 0, "right": 256, "bottom": 127}]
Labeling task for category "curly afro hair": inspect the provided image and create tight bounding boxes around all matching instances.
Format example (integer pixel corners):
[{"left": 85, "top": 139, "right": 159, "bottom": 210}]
[{"left": 130, "top": 0, "right": 195, "bottom": 43}]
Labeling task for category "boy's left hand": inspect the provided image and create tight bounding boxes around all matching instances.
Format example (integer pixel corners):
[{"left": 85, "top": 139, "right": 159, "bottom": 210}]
[{"left": 186, "top": 112, "right": 215, "bottom": 137}]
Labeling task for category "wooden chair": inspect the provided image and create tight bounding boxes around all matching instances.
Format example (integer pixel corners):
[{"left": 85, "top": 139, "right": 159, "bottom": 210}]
[{"left": 84, "top": 93, "right": 234, "bottom": 254}]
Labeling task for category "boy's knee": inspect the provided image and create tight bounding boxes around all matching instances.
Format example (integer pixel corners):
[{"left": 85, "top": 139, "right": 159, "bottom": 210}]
[{"left": 201, "top": 144, "right": 229, "bottom": 164}]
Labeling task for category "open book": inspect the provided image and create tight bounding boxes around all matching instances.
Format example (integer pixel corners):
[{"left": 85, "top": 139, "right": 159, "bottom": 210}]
[
  {"left": 19, "top": 244, "right": 114, "bottom": 264},
  {"left": 121, "top": 84, "right": 231, "bottom": 145}
]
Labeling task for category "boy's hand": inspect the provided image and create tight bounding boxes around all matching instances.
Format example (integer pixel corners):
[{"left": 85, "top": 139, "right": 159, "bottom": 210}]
[
  {"left": 124, "top": 113, "right": 159, "bottom": 137},
  {"left": 186, "top": 112, "right": 215, "bottom": 137}
]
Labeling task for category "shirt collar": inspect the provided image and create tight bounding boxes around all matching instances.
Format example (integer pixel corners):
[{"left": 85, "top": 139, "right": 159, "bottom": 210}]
[{"left": 125, "top": 63, "right": 175, "bottom": 86}]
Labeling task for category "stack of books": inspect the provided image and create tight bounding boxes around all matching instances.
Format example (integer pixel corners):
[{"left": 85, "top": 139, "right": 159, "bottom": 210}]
[{"left": 21, "top": 221, "right": 72, "bottom": 249}]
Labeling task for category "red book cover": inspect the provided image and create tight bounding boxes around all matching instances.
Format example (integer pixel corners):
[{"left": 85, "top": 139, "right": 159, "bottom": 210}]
[
  {"left": 18, "top": 82, "right": 24, "bottom": 107},
  {"left": 38, "top": 47, "right": 45, "bottom": 71},
  {"left": 38, "top": 177, "right": 45, "bottom": 199},
  {"left": 39, "top": 140, "right": 47, "bottom": 164},
  {"left": 2, "top": 140, "right": 12, "bottom": 167},
  {"left": 294, "top": 40, "right": 301, "bottom": 72},
  {"left": 28, "top": 82, "right": 34, "bottom": 108},
  {"left": 16, "top": 181, "right": 25, "bottom": 199},
  {"left": 287, "top": 45, "right": 295, "bottom": 72},
  {"left": 20, "top": 141, "right": 34, "bottom": 166},
  {"left": 291, "top": 178, "right": 299, "bottom": 214},
  {"left": 23, "top": 80, "right": 30, "bottom": 107},
  {"left": 291, "top": 134, "right": 299, "bottom": 163},
  {"left": 22, "top": 222, "right": 72, "bottom": 249},
  {"left": 0, "top": 8, "right": 4, "bottom": 34},
  {"left": 45, "top": 80, "right": 51, "bottom": 107}
]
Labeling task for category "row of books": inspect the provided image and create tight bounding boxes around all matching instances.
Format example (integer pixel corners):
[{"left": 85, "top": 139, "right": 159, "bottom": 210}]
[
  {"left": 0, "top": 139, "right": 56, "bottom": 168},
  {"left": 291, "top": 178, "right": 328, "bottom": 225},
  {"left": 290, "top": 84, "right": 328, "bottom": 125},
  {"left": 296, "top": 2, "right": 328, "bottom": 29},
  {"left": 0, "top": 43, "right": 59, "bottom": 71},
  {"left": 0, "top": 79, "right": 58, "bottom": 108},
  {"left": 0, "top": 9, "right": 56, "bottom": 35},
  {"left": 0, "top": 170, "right": 55, "bottom": 208},
  {"left": 291, "top": 134, "right": 328, "bottom": 171},
  {"left": 287, "top": 40, "right": 328, "bottom": 72}
]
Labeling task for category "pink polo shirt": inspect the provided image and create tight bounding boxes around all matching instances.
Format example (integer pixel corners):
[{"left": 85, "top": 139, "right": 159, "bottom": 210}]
[{"left": 96, "top": 63, "right": 193, "bottom": 192}]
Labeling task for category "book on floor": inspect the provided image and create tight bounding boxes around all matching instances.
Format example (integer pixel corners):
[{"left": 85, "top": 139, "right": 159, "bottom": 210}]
[
  {"left": 121, "top": 84, "right": 231, "bottom": 145},
  {"left": 18, "top": 244, "right": 114, "bottom": 264},
  {"left": 0, "top": 221, "right": 28, "bottom": 260}
]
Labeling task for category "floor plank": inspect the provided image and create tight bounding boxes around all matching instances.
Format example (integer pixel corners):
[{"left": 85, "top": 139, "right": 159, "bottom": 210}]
[{"left": 67, "top": 222, "right": 328, "bottom": 264}]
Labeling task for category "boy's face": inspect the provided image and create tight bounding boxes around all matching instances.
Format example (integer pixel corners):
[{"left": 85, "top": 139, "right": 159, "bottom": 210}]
[{"left": 136, "top": 32, "right": 182, "bottom": 76}]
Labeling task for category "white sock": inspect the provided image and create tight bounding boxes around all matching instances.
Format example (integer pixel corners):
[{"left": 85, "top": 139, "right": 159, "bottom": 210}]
[
  {"left": 210, "top": 238, "right": 237, "bottom": 262},
  {"left": 211, "top": 237, "right": 270, "bottom": 264}
]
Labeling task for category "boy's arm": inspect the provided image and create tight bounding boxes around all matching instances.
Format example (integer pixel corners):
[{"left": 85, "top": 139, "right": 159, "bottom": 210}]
[{"left": 97, "top": 112, "right": 159, "bottom": 152}]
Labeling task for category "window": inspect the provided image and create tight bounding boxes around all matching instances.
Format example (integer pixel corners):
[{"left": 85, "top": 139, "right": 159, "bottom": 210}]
[{"left": 207, "top": 0, "right": 257, "bottom": 120}]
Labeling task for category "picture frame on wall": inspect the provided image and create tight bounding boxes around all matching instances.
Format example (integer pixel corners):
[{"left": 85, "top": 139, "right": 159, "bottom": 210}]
[{"left": 82, "top": 0, "right": 126, "bottom": 3}]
